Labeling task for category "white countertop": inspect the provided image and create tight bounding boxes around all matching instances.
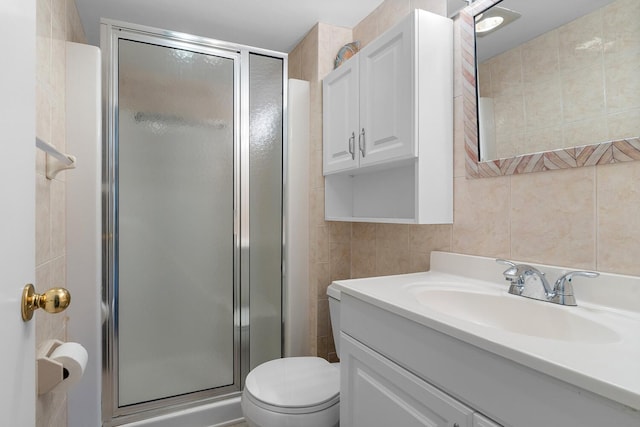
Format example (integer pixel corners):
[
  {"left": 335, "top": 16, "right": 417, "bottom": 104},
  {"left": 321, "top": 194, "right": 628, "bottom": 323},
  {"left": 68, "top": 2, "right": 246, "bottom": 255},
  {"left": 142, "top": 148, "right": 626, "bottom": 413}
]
[{"left": 330, "top": 251, "right": 640, "bottom": 411}]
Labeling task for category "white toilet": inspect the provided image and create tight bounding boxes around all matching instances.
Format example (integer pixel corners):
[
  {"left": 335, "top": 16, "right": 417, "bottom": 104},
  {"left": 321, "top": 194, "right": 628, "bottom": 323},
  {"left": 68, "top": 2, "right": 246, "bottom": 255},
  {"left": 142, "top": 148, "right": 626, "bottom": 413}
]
[{"left": 241, "top": 287, "right": 341, "bottom": 427}]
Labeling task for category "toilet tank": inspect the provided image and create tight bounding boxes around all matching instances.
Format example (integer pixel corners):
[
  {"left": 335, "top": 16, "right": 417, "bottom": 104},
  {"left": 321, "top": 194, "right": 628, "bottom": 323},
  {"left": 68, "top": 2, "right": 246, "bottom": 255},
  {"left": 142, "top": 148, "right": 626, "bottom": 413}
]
[{"left": 327, "top": 285, "right": 341, "bottom": 357}]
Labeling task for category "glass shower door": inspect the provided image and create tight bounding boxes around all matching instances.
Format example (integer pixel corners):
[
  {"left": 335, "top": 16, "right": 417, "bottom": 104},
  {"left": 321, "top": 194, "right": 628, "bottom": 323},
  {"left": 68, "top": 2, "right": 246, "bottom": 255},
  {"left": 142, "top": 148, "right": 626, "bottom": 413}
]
[{"left": 116, "top": 39, "right": 237, "bottom": 406}]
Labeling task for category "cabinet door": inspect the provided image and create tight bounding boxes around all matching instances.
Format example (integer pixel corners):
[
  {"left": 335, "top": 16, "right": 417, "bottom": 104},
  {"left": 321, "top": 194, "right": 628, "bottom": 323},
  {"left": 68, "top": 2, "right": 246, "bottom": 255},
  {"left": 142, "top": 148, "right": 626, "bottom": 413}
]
[
  {"left": 341, "top": 333, "right": 474, "bottom": 427},
  {"left": 323, "top": 58, "right": 359, "bottom": 174},
  {"left": 359, "top": 14, "right": 414, "bottom": 167},
  {"left": 473, "top": 413, "right": 503, "bottom": 427}
]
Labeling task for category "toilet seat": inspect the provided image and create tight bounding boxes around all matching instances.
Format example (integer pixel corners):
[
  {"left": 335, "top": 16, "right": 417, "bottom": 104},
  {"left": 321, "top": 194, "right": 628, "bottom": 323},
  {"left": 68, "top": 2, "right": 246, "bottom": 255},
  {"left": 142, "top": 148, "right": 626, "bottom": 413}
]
[{"left": 244, "top": 357, "right": 340, "bottom": 414}]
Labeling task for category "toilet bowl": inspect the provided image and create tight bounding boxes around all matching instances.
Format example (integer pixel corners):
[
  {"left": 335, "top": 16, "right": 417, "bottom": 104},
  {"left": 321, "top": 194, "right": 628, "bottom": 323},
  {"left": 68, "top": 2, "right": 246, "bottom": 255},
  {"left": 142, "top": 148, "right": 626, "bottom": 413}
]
[{"left": 241, "top": 288, "right": 341, "bottom": 427}]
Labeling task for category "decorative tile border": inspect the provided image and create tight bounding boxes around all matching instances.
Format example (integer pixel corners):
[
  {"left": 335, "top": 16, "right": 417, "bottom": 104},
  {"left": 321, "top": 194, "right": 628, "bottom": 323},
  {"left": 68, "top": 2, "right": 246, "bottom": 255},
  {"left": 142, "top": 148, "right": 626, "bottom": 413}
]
[{"left": 460, "top": 0, "right": 640, "bottom": 179}]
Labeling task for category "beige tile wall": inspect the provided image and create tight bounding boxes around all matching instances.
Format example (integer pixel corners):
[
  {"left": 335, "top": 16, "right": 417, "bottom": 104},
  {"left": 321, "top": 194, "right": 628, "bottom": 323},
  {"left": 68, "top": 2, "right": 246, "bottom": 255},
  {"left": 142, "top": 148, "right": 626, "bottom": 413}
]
[
  {"left": 291, "top": 0, "right": 640, "bottom": 360},
  {"left": 478, "top": 0, "right": 640, "bottom": 158},
  {"left": 35, "top": 0, "right": 86, "bottom": 425}
]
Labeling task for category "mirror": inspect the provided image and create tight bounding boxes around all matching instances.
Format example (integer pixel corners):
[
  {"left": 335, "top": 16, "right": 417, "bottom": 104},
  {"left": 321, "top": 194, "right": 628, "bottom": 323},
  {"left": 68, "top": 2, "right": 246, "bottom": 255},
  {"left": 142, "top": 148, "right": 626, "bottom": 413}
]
[{"left": 461, "top": 0, "right": 640, "bottom": 177}]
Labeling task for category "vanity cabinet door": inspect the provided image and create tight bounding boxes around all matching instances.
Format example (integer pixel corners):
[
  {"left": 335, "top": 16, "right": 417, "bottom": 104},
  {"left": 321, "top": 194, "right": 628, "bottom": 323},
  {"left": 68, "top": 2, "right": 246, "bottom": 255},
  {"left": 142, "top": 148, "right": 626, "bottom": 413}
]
[
  {"left": 323, "top": 57, "right": 359, "bottom": 174},
  {"left": 341, "top": 333, "right": 474, "bottom": 427},
  {"left": 473, "top": 413, "right": 503, "bottom": 427},
  {"left": 358, "top": 13, "right": 414, "bottom": 168}
]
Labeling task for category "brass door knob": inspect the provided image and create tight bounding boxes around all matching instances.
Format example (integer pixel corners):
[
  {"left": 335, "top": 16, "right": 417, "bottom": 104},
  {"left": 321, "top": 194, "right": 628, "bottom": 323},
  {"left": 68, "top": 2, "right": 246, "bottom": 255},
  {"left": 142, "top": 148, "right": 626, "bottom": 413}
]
[{"left": 21, "top": 284, "right": 71, "bottom": 322}]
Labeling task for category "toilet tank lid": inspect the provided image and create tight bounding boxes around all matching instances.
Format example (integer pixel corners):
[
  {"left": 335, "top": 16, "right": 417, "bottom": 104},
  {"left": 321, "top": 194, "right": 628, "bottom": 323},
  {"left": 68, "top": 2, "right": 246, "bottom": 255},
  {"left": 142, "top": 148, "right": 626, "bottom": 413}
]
[
  {"left": 245, "top": 357, "right": 339, "bottom": 408},
  {"left": 327, "top": 285, "right": 341, "bottom": 300}
]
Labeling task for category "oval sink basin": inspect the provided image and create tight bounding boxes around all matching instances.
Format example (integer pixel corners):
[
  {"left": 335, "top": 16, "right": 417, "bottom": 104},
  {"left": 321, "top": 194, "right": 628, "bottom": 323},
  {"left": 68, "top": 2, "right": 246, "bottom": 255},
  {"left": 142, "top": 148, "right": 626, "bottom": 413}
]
[{"left": 412, "top": 289, "right": 619, "bottom": 344}]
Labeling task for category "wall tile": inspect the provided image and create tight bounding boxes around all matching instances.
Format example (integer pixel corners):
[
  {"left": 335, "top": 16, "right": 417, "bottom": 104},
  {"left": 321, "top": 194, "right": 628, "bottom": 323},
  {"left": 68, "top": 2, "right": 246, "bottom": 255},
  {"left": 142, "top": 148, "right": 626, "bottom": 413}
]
[
  {"left": 50, "top": 180, "right": 66, "bottom": 257},
  {"left": 597, "top": 161, "right": 640, "bottom": 275},
  {"left": 452, "top": 175, "right": 510, "bottom": 258},
  {"left": 288, "top": 45, "right": 302, "bottom": 79},
  {"left": 558, "top": 10, "right": 603, "bottom": 73},
  {"left": 353, "top": 7, "right": 379, "bottom": 49},
  {"left": 317, "top": 336, "right": 328, "bottom": 360},
  {"left": 602, "top": 0, "right": 640, "bottom": 57},
  {"left": 522, "top": 30, "right": 560, "bottom": 84},
  {"left": 453, "top": 96, "right": 466, "bottom": 178},
  {"left": 315, "top": 262, "right": 331, "bottom": 298},
  {"left": 489, "top": 48, "right": 523, "bottom": 98},
  {"left": 310, "top": 225, "right": 329, "bottom": 263},
  {"left": 36, "top": 175, "right": 51, "bottom": 265},
  {"left": 607, "top": 108, "right": 640, "bottom": 140},
  {"left": 300, "top": 26, "right": 319, "bottom": 82},
  {"left": 330, "top": 241, "right": 351, "bottom": 281},
  {"left": 377, "top": 0, "right": 411, "bottom": 34},
  {"left": 524, "top": 76, "right": 562, "bottom": 130},
  {"left": 351, "top": 223, "right": 376, "bottom": 279},
  {"left": 408, "top": 224, "right": 452, "bottom": 254},
  {"left": 561, "top": 63, "right": 606, "bottom": 123},
  {"left": 604, "top": 51, "right": 640, "bottom": 114},
  {"left": 409, "top": 252, "right": 430, "bottom": 273},
  {"left": 309, "top": 149, "right": 323, "bottom": 190},
  {"left": 495, "top": 131, "right": 521, "bottom": 159},
  {"left": 35, "top": 263, "right": 52, "bottom": 345},
  {"left": 493, "top": 94, "right": 524, "bottom": 136},
  {"left": 562, "top": 117, "right": 608, "bottom": 149},
  {"left": 477, "top": 62, "right": 491, "bottom": 97},
  {"left": 511, "top": 167, "right": 596, "bottom": 269},
  {"left": 36, "top": 0, "right": 52, "bottom": 85},
  {"left": 328, "top": 221, "right": 351, "bottom": 243},
  {"left": 526, "top": 126, "right": 562, "bottom": 155},
  {"left": 309, "top": 187, "right": 326, "bottom": 226},
  {"left": 36, "top": 388, "right": 66, "bottom": 427},
  {"left": 375, "top": 224, "right": 410, "bottom": 275},
  {"left": 317, "top": 298, "right": 329, "bottom": 337}
]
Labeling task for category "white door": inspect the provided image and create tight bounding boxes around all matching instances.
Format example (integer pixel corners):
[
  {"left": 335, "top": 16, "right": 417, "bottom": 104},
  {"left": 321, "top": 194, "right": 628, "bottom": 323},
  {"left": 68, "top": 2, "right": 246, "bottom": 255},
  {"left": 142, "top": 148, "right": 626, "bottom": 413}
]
[
  {"left": 323, "top": 57, "right": 359, "bottom": 174},
  {"left": 0, "top": 1, "right": 36, "bottom": 426},
  {"left": 359, "top": 14, "right": 414, "bottom": 167}
]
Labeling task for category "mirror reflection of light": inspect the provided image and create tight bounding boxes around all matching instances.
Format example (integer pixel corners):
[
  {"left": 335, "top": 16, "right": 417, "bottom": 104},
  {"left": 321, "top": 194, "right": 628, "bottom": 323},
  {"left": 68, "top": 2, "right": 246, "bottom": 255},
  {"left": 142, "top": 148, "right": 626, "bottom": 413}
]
[{"left": 476, "top": 16, "right": 504, "bottom": 33}]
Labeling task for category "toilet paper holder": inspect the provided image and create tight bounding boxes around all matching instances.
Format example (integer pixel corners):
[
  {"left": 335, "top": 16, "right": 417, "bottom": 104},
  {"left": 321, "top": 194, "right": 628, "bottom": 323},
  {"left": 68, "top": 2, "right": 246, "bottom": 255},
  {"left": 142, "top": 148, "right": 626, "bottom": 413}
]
[{"left": 37, "top": 340, "right": 71, "bottom": 395}]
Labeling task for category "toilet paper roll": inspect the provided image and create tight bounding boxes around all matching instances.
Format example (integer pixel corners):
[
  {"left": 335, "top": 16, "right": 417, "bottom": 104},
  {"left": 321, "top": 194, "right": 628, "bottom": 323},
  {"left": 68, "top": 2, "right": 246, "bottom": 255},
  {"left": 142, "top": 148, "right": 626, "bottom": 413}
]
[{"left": 49, "top": 342, "right": 88, "bottom": 393}]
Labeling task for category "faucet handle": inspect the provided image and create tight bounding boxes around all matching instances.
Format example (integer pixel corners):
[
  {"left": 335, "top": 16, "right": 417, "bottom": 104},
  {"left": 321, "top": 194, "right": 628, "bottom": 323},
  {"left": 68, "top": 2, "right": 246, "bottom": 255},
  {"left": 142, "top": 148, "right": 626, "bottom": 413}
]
[
  {"left": 496, "top": 259, "right": 515, "bottom": 267},
  {"left": 552, "top": 270, "right": 599, "bottom": 306},
  {"left": 496, "top": 259, "right": 527, "bottom": 295}
]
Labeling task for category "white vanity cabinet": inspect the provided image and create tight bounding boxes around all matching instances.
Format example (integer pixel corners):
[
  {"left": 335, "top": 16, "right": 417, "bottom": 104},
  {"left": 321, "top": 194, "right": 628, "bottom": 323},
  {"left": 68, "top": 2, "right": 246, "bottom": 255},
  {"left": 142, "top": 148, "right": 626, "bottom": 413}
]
[
  {"left": 338, "top": 292, "right": 640, "bottom": 427},
  {"left": 341, "top": 333, "right": 476, "bottom": 427},
  {"left": 322, "top": 9, "right": 453, "bottom": 224}
]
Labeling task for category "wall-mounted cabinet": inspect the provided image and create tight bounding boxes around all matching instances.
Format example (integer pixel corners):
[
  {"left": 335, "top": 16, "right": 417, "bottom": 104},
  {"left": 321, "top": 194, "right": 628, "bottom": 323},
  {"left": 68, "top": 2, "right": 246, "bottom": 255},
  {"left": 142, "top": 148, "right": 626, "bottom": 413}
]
[{"left": 322, "top": 9, "right": 453, "bottom": 224}]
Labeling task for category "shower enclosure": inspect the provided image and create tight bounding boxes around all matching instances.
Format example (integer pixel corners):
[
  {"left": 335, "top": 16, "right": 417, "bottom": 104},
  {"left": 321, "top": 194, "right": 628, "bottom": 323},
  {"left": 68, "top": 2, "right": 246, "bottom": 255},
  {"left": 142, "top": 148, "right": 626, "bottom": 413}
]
[{"left": 101, "top": 21, "right": 286, "bottom": 426}]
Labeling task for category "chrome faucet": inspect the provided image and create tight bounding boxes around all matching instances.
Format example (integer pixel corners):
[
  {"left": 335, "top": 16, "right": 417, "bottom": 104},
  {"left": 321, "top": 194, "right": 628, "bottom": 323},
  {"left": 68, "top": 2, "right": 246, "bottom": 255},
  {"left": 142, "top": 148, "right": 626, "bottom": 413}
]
[{"left": 496, "top": 259, "right": 599, "bottom": 306}]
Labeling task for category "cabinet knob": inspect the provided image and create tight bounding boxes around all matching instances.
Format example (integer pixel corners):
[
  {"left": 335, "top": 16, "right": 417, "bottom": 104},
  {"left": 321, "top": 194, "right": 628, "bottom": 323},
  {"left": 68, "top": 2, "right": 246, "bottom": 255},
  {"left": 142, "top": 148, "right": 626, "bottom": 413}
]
[{"left": 359, "top": 128, "right": 366, "bottom": 158}]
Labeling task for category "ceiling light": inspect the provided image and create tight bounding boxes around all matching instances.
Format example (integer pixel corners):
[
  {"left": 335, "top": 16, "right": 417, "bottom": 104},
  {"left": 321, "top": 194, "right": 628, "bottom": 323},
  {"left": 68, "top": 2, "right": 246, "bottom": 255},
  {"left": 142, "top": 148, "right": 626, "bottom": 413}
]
[
  {"left": 475, "top": 6, "right": 521, "bottom": 37},
  {"left": 476, "top": 16, "right": 504, "bottom": 33}
]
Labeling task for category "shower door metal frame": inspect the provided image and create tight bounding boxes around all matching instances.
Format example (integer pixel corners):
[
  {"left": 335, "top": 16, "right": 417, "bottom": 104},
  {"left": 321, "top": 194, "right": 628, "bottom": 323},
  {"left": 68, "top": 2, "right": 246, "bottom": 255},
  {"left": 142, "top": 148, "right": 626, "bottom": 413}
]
[{"left": 101, "top": 20, "right": 288, "bottom": 426}]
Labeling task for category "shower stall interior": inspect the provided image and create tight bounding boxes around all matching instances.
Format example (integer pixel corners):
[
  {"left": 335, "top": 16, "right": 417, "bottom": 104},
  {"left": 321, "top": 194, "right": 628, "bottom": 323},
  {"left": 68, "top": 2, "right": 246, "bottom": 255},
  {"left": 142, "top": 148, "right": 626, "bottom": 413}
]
[{"left": 101, "top": 21, "right": 287, "bottom": 426}]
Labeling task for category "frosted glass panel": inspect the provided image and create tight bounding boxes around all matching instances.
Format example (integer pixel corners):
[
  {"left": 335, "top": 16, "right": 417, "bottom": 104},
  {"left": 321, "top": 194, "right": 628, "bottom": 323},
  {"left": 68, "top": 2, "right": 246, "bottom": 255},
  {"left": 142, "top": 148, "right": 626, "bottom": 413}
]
[
  {"left": 249, "top": 54, "right": 283, "bottom": 369},
  {"left": 117, "top": 39, "right": 235, "bottom": 406}
]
